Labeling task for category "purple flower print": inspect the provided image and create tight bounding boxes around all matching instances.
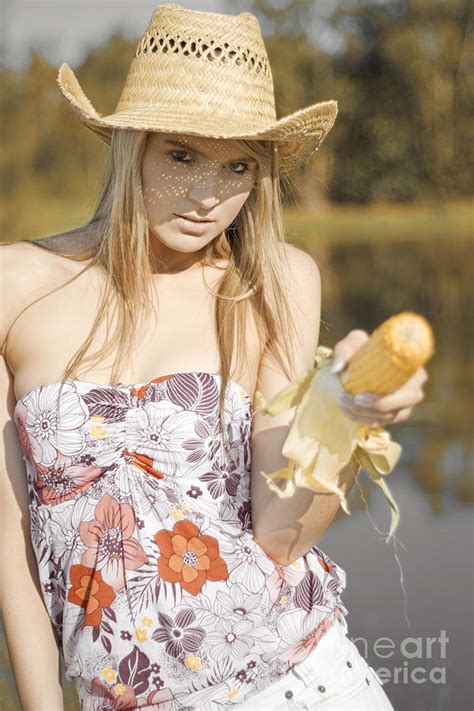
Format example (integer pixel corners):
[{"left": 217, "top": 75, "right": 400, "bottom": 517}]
[
  {"left": 79, "top": 454, "right": 96, "bottom": 466},
  {"left": 237, "top": 500, "right": 251, "bottom": 531},
  {"left": 152, "top": 609, "right": 205, "bottom": 658},
  {"left": 199, "top": 456, "right": 240, "bottom": 499},
  {"left": 186, "top": 485, "right": 203, "bottom": 499},
  {"left": 182, "top": 417, "right": 221, "bottom": 463}
]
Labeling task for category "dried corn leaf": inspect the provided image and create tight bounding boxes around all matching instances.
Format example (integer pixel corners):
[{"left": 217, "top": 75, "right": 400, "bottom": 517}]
[{"left": 257, "top": 346, "right": 402, "bottom": 541}]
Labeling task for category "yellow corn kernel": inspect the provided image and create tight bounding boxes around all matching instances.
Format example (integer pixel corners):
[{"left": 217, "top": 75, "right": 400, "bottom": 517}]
[{"left": 340, "top": 312, "right": 435, "bottom": 395}]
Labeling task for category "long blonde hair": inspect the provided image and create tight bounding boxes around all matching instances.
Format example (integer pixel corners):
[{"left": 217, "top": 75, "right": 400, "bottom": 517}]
[{"left": 5, "top": 129, "right": 302, "bottom": 441}]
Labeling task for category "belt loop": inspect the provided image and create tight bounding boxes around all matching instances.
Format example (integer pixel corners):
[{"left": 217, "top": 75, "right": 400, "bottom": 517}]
[{"left": 285, "top": 693, "right": 309, "bottom": 711}]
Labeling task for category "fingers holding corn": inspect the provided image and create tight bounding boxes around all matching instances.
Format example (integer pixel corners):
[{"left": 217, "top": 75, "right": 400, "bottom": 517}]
[
  {"left": 338, "top": 398, "right": 413, "bottom": 426},
  {"left": 337, "top": 364, "right": 428, "bottom": 426},
  {"left": 331, "top": 314, "right": 433, "bottom": 427},
  {"left": 330, "top": 329, "right": 369, "bottom": 374}
]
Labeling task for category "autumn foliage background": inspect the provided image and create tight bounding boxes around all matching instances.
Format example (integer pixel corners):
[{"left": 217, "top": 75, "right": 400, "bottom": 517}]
[{"left": 1, "top": 0, "right": 472, "bottom": 239}]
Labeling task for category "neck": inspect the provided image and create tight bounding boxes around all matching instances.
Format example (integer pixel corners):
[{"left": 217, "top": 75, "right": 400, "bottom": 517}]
[{"left": 148, "top": 232, "right": 210, "bottom": 275}]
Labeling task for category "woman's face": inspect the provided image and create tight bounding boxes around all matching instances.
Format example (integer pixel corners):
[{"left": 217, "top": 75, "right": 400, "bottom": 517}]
[{"left": 141, "top": 132, "right": 259, "bottom": 266}]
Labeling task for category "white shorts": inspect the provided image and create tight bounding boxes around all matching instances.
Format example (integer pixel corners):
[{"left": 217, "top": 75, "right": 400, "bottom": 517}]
[{"left": 237, "top": 613, "right": 395, "bottom": 710}]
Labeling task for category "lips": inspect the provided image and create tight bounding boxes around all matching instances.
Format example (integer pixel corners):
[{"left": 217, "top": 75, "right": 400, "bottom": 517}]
[
  {"left": 175, "top": 214, "right": 212, "bottom": 223},
  {"left": 174, "top": 214, "right": 213, "bottom": 236}
]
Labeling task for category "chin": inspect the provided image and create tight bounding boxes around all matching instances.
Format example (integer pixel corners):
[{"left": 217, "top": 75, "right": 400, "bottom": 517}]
[{"left": 153, "top": 234, "right": 206, "bottom": 253}]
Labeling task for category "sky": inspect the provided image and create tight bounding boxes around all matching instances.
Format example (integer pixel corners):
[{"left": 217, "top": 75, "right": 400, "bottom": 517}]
[
  {"left": 1, "top": 0, "right": 343, "bottom": 72},
  {"left": 1, "top": 0, "right": 237, "bottom": 71}
]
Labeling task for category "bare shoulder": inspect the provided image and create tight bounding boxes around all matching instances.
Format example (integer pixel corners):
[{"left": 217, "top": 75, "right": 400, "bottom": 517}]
[
  {"left": 280, "top": 241, "right": 321, "bottom": 280},
  {"left": 0, "top": 240, "right": 69, "bottom": 356},
  {"left": 279, "top": 241, "right": 321, "bottom": 310}
]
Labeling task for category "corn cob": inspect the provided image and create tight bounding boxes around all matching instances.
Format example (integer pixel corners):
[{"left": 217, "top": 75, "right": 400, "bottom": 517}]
[{"left": 339, "top": 311, "right": 435, "bottom": 395}]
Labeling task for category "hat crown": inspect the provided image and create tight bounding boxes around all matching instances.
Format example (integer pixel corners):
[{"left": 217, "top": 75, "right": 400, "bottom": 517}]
[
  {"left": 113, "top": 3, "right": 277, "bottom": 128},
  {"left": 140, "top": 3, "right": 269, "bottom": 71},
  {"left": 56, "top": 3, "right": 339, "bottom": 174}
]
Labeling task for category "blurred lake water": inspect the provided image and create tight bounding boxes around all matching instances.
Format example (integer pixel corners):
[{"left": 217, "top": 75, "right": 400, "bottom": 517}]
[
  {"left": 1, "top": 210, "right": 472, "bottom": 710},
  {"left": 306, "top": 223, "right": 473, "bottom": 711}
]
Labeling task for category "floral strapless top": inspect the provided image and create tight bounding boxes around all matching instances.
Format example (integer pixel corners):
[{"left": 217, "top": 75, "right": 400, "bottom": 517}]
[{"left": 13, "top": 371, "right": 348, "bottom": 710}]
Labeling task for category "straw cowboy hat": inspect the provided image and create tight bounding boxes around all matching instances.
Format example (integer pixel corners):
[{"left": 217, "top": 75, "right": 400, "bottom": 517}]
[{"left": 56, "top": 3, "right": 338, "bottom": 174}]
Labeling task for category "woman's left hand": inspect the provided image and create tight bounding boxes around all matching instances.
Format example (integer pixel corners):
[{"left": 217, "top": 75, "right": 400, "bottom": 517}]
[{"left": 331, "top": 329, "right": 428, "bottom": 427}]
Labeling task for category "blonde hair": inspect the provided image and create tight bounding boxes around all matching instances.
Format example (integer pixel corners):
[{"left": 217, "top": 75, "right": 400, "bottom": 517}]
[{"left": 5, "top": 129, "right": 302, "bottom": 443}]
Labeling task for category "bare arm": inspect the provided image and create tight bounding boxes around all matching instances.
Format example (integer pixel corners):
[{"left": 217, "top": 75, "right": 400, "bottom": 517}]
[
  {"left": 0, "top": 245, "right": 64, "bottom": 710},
  {"left": 251, "top": 245, "right": 362, "bottom": 565}
]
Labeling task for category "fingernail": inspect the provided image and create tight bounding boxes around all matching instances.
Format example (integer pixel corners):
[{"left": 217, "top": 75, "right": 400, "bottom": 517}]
[
  {"left": 330, "top": 358, "right": 345, "bottom": 374},
  {"left": 339, "top": 393, "right": 352, "bottom": 404},
  {"left": 354, "top": 393, "right": 375, "bottom": 405}
]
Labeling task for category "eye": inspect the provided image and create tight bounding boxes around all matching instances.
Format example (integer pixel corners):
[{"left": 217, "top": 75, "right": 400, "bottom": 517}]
[
  {"left": 228, "top": 162, "right": 251, "bottom": 176},
  {"left": 168, "top": 149, "right": 251, "bottom": 175},
  {"left": 169, "top": 150, "right": 192, "bottom": 163}
]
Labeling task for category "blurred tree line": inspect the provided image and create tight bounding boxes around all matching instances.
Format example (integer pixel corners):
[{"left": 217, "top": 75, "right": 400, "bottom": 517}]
[
  {"left": 0, "top": 0, "right": 472, "bottom": 237},
  {"left": 254, "top": 0, "right": 472, "bottom": 205}
]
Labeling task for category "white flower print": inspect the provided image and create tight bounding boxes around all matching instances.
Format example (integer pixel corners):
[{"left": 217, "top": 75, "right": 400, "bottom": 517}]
[
  {"left": 44, "top": 498, "right": 94, "bottom": 562},
  {"left": 219, "top": 530, "right": 275, "bottom": 593},
  {"left": 277, "top": 607, "right": 322, "bottom": 649},
  {"left": 125, "top": 401, "right": 199, "bottom": 472},
  {"left": 224, "top": 385, "right": 247, "bottom": 424},
  {"left": 139, "top": 478, "right": 171, "bottom": 520},
  {"left": 30, "top": 504, "right": 51, "bottom": 551},
  {"left": 215, "top": 588, "right": 279, "bottom": 653},
  {"left": 23, "top": 383, "right": 88, "bottom": 467},
  {"left": 206, "top": 617, "right": 255, "bottom": 661},
  {"left": 215, "top": 587, "right": 262, "bottom": 623},
  {"left": 276, "top": 607, "right": 337, "bottom": 665}
]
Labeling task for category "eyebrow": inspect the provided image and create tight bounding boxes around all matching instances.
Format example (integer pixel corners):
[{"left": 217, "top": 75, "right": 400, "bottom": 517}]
[{"left": 163, "top": 138, "right": 257, "bottom": 163}]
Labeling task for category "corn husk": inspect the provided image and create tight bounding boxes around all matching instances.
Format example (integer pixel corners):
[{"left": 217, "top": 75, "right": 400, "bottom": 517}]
[{"left": 256, "top": 346, "right": 403, "bottom": 541}]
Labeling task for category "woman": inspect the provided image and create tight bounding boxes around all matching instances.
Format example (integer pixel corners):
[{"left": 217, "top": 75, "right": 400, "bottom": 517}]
[{"left": 0, "top": 5, "right": 427, "bottom": 710}]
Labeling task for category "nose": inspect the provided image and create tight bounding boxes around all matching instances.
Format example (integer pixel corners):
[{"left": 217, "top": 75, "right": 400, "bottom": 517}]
[{"left": 187, "top": 177, "right": 220, "bottom": 210}]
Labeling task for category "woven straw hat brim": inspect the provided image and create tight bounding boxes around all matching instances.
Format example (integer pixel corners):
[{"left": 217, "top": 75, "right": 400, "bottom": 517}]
[{"left": 57, "top": 63, "right": 338, "bottom": 174}]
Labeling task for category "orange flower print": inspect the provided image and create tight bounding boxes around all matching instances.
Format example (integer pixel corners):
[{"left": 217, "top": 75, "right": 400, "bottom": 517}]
[
  {"left": 155, "top": 520, "right": 228, "bottom": 596},
  {"left": 80, "top": 494, "right": 147, "bottom": 592},
  {"left": 122, "top": 448, "right": 165, "bottom": 480},
  {"left": 130, "top": 374, "right": 172, "bottom": 402},
  {"left": 34, "top": 454, "right": 103, "bottom": 505},
  {"left": 67, "top": 564, "right": 115, "bottom": 627},
  {"left": 318, "top": 554, "right": 337, "bottom": 575}
]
